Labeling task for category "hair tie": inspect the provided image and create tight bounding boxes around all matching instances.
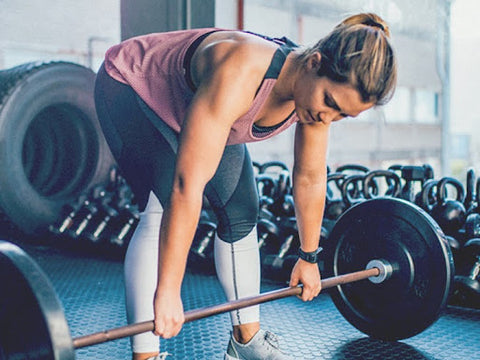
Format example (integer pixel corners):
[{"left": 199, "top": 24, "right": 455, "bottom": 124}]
[{"left": 364, "top": 19, "right": 385, "bottom": 32}]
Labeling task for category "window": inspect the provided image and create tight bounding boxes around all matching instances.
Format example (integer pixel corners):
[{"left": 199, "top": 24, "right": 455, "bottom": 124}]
[
  {"left": 414, "top": 89, "right": 438, "bottom": 123},
  {"left": 383, "top": 86, "right": 411, "bottom": 123}
]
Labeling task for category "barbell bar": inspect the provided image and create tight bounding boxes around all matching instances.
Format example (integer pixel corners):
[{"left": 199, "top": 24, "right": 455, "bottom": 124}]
[{"left": 73, "top": 266, "right": 382, "bottom": 349}]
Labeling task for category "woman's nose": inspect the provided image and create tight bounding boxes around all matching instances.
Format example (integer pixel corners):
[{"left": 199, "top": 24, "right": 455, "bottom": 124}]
[{"left": 323, "top": 110, "right": 342, "bottom": 123}]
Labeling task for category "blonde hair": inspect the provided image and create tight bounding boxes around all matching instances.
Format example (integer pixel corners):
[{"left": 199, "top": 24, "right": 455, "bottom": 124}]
[{"left": 299, "top": 13, "right": 397, "bottom": 105}]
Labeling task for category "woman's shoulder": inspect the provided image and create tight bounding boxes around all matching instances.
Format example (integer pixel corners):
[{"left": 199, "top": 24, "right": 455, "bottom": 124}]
[
  {"left": 191, "top": 31, "right": 279, "bottom": 83},
  {"left": 203, "top": 30, "right": 279, "bottom": 56}
]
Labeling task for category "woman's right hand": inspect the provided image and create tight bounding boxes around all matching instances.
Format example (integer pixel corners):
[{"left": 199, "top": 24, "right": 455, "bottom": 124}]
[{"left": 153, "top": 288, "right": 185, "bottom": 338}]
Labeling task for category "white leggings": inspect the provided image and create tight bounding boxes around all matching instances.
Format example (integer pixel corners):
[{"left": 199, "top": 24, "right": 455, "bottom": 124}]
[{"left": 124, "top": 193, "right": 260, "bottom": 354}]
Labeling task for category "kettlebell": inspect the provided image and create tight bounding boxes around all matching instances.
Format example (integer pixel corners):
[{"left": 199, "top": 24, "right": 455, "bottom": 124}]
[
  {"left": 465, "top": 213, "right": 480, "bottom": 239},
  {"left": 336, "top": 164, "right": 370, "bottom": 174},
  {"left": 431, "top": 177, "right": 467, "bottom": 236},
  {"left": 420, "top": 179, "right": 439, "bottom": 212},
  {"left": 256, "top": 174, "right": 277, "bottom": 198},
  {"left": 363, "top": 169, "right": 401, "bottom": 199},
  {"left": 341, "top": 174, "right": 366, "bottom": 208},
  {"left": 464, "top": 167, "right": 476, "bottom": 213},
  {"left": 259, "top": 161, "right": 289, "bottom": 174},
  {"left": 325, "top": 172, "right": 347, "bottom": 220}
]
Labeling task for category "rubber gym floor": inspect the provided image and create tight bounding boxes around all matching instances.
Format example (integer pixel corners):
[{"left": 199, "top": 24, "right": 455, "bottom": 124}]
[{"left": 9, "top": 237, "right": 480, "bottom": 360}]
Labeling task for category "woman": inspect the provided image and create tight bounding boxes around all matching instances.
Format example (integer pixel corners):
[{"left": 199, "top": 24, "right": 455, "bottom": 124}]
[{"left": 94, "top": 12, "right": 397, "bottom": 360}]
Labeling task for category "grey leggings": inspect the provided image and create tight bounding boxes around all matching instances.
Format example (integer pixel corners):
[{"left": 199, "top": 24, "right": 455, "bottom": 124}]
[{"left": 94, "top": 64, "right": 259, "bottom": 243}]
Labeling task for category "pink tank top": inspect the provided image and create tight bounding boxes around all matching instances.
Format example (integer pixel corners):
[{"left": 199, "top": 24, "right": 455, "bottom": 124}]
[{"left": 104, "top": 28, "right": 299, "bottom": 145}]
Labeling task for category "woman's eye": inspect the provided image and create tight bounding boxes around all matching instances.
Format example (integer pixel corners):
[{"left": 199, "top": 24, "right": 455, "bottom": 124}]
[
  {"left": 324, "top": 94, "right": 337, "bottom": 109},
  {"left": 324, "top": 95, "right": 333, "bottom": 107}
]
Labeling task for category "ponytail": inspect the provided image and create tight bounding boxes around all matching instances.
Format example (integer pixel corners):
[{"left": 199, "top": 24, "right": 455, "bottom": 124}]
[
  {"left": 340, "top": 13, "right": 391, "bottom": 38},
  {"left": 299, "top": 13, "right": 397, "bottom": 105}
]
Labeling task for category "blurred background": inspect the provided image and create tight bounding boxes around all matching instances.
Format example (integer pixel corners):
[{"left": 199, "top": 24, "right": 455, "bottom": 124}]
[{"left": 0, "top": 0, "right": 478, "bottom": 237}]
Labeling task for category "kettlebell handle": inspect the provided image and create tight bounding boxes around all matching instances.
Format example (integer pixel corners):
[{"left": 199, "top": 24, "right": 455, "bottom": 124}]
[{"left": 437, "top": 177, "right": 465, "bottom": 203}]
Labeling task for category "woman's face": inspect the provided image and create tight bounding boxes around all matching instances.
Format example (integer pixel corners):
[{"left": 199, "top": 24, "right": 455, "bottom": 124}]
[{"left": 293, "top": 53, "right": 374, "bottom": 125}]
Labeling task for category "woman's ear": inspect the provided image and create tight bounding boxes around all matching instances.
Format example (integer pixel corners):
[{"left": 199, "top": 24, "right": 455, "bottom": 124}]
[{"left": 308, "top": 52, "right": 322, "bottom": 72}]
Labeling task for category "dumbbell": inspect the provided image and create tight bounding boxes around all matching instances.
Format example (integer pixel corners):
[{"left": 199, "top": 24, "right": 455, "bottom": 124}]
[
  {"left": 63, "top": 186, "right": 113, "bottom": 240},
  {"left": 81, "top": 188, "right": 120, "bottom": 244},
  {"left": 188, "top": 219, "right": 217, "bottom": 274},
  {"left": 262, "top": 217, "right": 299, "bottom": 281},
  {"left": 390, "top": 164, "right": 434, "bottom": 203},
  {"left": 65, "top": 200, "right": 100, "bottom": 240},
  {"left": 48, "top": 194, "right": 87, "bottom": 235},
  {"left": 453, "top": 238, "right": 480, "bottom": 308},
  {"left": 257, "top": 218, "right": 281, "bottom": 259},
  {"left": 109, "top": 204, "right": 140, "bottom": 248},
  {"left": 85, "top": 202, "right": 119, "bottom": 244},
  {"left": 271, "top": 194, "right": 295, "bottom": 218}
]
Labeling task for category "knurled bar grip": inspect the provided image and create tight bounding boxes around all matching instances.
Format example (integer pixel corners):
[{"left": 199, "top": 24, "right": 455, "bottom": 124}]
[{"left": 73, "top": 267, "right": 380, "bottom": 349}]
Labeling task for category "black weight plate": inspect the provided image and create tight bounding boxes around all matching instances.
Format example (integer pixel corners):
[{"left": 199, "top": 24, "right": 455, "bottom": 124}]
[
  {"left": 324, "top": 198, "right": 454, "bottom": 341},
  {"left": 0, "top": 241, "right": 74, "bottom": 359}
]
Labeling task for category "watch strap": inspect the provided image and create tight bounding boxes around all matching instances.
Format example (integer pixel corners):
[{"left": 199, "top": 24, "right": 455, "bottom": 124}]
[{"left": 298, "top": 247, "right": 323, "bottom": 263}]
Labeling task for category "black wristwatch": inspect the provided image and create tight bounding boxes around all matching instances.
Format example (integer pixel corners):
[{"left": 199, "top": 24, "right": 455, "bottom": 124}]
[{"left": 298, "top": 247, "right": 323, "bottom": 264}]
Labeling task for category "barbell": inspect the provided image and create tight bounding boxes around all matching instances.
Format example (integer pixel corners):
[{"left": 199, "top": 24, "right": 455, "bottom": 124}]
[{"left": 0, "top": 198, "right": 454, "bottom": 359}]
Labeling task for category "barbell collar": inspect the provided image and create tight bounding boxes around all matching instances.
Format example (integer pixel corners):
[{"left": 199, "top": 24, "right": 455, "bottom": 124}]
[{"left": 366, "top": 259, "right": 393, "bottom": 284}]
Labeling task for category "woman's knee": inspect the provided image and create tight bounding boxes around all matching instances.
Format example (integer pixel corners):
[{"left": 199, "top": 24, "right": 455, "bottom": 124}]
[{"left": 215, "top": 196, "right": 259, "bottom": 243}]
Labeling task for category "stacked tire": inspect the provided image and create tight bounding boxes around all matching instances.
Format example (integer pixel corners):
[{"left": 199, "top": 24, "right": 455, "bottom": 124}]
[{"left": 0, "top": 61, "right": 115, "bottom": 234}]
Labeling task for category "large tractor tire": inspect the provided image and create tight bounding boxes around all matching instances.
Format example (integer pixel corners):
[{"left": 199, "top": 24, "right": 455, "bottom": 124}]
[{"left": 0, "top": 61, "right": 115, "bottom": 233}]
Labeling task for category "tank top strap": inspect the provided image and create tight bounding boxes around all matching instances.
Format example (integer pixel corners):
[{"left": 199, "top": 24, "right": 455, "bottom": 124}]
[
  {"left": 241, "top": 32, "right": 298, "bottom": 80},
  {"left": 264, "top": 43, "right": 296, "bottom": 79},
  {"left": 242, "top": 31, "right": 298, "bottom": 48}
]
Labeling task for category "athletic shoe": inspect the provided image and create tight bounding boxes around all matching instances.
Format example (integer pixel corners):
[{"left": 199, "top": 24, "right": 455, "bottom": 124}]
[
  {"left": 146, "top": 352, "right": 171, "bottom": 360},
  {"left": 224, "top": 329, "right": 292, "bottom": 359}
]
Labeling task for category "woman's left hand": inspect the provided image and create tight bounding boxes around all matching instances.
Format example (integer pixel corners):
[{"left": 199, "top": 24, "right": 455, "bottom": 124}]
[{"left": 289, "top": 259, "right": 321, "bottom": 301}]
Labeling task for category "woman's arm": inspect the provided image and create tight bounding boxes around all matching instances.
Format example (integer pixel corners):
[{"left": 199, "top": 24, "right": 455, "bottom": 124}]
[
  {"left": 153, "top": 40, "right": 269, "bottom": 338},
  {"left": 289, "top": 120, "right": 330, "bottom": 301}
]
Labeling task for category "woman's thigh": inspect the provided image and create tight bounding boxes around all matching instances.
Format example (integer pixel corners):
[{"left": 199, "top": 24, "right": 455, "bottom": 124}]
[{"left": 205, "top": 144, "right": 259, "bottom": 242}]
